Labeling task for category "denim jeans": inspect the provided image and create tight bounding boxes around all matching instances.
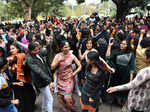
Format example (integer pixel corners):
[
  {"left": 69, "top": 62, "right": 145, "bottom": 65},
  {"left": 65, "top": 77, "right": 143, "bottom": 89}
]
[
  {"left": 0, "top": 104, "right": 18, "bottom": 112},
  {"left": 40, "top": 85, "right": 53, "bottom": 112}
]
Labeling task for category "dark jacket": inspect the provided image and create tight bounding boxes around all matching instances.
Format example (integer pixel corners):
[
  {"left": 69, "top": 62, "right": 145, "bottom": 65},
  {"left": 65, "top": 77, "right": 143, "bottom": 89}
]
[
  {"left": 25, "top": 53, "right": 52, "bottom": 88},
  {"left": 82, "top": 70, "right": 105, "bottom": 99}
]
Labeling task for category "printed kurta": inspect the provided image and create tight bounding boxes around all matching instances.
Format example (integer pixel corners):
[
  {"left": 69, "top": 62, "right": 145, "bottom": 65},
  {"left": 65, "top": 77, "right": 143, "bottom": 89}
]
[
  {"left": 114, "top": 67, "right": 150, "bottom": 111},
  {"left": 55, "top": 52, "right": 75, "bottom": 95}
]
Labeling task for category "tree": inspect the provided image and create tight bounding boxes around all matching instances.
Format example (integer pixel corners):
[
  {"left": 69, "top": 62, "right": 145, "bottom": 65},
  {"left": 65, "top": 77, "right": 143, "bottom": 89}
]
[
  {"left": 112, "top": 0, "right": 149, "bottom": 20},
  {"left": 4, "top": 0, "right": 65, "bottom": 21},
  {"left": 48, "top": 0, "right": 65, "bottom": 17},
  {"left": 19, "top": 0, "right": 37, "bottom": 21},
  {"left": 76, "top": 0, "right": 150, "bottom": 20}
]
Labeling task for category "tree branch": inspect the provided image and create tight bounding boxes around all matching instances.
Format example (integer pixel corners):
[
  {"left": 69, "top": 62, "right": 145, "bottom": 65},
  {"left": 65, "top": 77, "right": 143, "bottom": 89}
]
[
  {"left": 21, "top": 0, "right": 30, "bottom": 7},
  {"left": 32, "top": 0, "right": 37, "bottom": 6}
]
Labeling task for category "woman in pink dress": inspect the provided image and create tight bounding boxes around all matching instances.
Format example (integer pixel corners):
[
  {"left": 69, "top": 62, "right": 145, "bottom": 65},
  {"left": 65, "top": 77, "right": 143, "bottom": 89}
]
[{"left": 51, "top": 41, "right": 81, "bottom": 112}]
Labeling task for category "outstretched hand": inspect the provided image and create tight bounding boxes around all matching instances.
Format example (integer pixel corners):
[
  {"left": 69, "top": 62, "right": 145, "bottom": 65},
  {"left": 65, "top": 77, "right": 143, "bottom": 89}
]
[{"left": 106, "top": 87, "right": 115, "bottom": 93}]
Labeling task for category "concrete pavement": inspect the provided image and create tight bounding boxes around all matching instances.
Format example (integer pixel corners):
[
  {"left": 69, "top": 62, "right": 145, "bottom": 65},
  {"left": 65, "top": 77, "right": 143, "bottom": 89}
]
[{"left": 34, "top": 92, "right": 121, "bottom": 112}]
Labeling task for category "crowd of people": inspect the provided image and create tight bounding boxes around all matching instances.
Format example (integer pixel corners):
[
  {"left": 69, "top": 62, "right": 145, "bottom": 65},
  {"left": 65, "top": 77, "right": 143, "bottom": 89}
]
[{"left": 0, "top": 13, "right": 150, "bottom": 112}]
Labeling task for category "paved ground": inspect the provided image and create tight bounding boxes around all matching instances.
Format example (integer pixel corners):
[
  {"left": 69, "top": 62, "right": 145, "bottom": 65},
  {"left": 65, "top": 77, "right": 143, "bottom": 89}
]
[{"left": 34, "top": 92, "right": 122, "bottom": 112}]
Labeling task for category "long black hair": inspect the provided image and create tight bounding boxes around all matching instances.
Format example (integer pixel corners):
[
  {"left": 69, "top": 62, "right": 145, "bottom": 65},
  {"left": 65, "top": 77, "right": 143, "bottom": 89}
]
[
  {"left": 9, "top": 43, "right": 21, "bottom": 54},
  {"left": 60, "top": 40, "right": 70, "bottom": 49},
  {"left": 120, "top": 39, "right": 131, "bottom": 53},
  {"left": 86, "top": 51, "right": 109, "bottom": 74}
]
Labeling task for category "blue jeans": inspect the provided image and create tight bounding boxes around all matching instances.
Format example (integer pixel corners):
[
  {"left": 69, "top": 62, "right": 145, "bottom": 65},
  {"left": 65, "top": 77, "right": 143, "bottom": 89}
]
[{"left": 0, "top": 104, "right": 18, "bottom": 112}]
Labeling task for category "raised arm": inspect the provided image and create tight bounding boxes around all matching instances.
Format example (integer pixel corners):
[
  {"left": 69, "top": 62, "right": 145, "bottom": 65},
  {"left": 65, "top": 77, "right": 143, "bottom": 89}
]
[
  {"left": 106, "top": 38, "right": 114, "bottom": 57},
  {"left": 78, "top": 45, "right": 87, "bottom": 60},
  {"left": 99, "top": 56, "right": 115, "bottom": 73},
  {"left": 137, "top": 30, "right": 145, "bottom": 49}
]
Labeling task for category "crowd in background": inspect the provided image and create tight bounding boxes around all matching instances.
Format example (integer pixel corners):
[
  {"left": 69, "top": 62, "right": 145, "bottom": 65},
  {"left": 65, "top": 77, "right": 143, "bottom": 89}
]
[{"left": 1, "top": 13, "right": 150, "bottom": 112}]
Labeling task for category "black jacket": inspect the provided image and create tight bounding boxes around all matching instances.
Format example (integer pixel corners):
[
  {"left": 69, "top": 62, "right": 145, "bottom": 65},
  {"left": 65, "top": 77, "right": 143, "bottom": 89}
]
[
  {"left": 25, "top": 53, "right": 52, "bottom": 88},
  {"left": 82, "top": 70, "right": 105, "bottom": 99}
]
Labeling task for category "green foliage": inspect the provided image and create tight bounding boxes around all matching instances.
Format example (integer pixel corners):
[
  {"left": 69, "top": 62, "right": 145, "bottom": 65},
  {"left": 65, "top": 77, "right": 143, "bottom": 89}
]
[
  {"left": 31, "top": 0, "right": 65, "bottom": 17},
  {"left": 1, "top": 0, "right": 65, "bottom": 20},
  {"left": 0, "top": 1, "right": 24, "bottom": 20},
  {"left": 97, "top": 1, "right": 116, "bottom": 17},
  {"left": 48, "top": 0, "right": 65, "bottom": 17},
  {"left": 63, "top": 1, "right": 116, "bottom": 17},
  {"left": 1, "top": 0, "right": 150, "bottom": 21}
]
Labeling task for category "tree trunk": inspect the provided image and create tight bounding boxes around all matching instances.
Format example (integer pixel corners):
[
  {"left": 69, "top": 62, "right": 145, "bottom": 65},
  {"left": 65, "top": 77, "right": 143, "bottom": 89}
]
[
  {"left": 112, "top": 0, "right": 130, "bottom": 21},
  {"left": 31, "top": 9, "right": 38, "bottom": 20},
  {"left": 24, "top": 6, "right": 32, "bottom": 21},
  {"left": 114, "top": 1, "right": 130, "bottom": 21}
]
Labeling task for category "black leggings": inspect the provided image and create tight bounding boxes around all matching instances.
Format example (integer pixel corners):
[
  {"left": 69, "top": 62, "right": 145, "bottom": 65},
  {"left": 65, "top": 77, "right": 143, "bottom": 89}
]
[{"left": 131, "top": 110, "right": 144, "bottom": 112}]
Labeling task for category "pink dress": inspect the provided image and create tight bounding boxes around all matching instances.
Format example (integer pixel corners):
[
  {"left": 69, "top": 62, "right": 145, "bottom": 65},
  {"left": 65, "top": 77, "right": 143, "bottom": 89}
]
[{"left": 55, "top": 52, "right": 75, "bottom": 95}]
